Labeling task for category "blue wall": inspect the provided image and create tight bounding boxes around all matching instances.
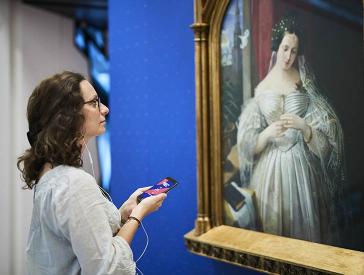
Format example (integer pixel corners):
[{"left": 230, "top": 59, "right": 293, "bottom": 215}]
[{"left": 109, "top": 1, "right": 261, "bottom": 274}]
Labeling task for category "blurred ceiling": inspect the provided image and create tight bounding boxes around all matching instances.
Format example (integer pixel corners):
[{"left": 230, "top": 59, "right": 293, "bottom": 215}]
[{"left": 22, "top": 0, "right": 108, "bottom": 29}]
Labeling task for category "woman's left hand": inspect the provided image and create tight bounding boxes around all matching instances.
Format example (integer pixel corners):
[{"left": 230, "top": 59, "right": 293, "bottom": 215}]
[
  {"left": 280, "top": 113, "right": 307, "bottom": 131},
  {"left": 119, "top": 186, "right": 151, "bottom": 222}
]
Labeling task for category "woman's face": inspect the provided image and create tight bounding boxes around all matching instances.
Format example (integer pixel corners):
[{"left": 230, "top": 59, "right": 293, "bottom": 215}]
[
  {"left": 80, "top": 80, "right": 109, "bottom": 139},
  {"left": 276, "top": 32, "right": 299, "bottom": 70}
]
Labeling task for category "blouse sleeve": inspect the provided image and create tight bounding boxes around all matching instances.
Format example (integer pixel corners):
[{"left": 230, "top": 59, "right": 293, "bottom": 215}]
[{"left": 53, "top": 171, "right": 136, "bottom": 275}]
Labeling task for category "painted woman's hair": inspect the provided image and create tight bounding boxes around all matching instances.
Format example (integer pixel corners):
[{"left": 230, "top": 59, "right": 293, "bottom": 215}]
[{"left": 271, "top": 14, "right": 305, "bottom": 55}]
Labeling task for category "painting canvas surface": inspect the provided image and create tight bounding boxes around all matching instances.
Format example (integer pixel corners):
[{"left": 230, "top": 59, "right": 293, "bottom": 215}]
[{"left": 221, "top": 0, "right": 363, "bottom": 252}]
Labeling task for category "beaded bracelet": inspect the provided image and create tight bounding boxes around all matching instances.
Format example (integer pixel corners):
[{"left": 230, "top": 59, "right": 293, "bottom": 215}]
[
  {"left": 120, "top": 217, "right": 127, "bottom": 225},
  {"left": 127, "top": 216, "right": 141, "bottom": 227}
]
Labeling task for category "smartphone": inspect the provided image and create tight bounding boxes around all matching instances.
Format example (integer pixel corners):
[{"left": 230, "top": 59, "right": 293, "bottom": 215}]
[
  {"left": 137, "top": 177, "right": 178, "bottom": 203},
  {"left": 224, "top": 182, "right": 245, "bottom": 212}
]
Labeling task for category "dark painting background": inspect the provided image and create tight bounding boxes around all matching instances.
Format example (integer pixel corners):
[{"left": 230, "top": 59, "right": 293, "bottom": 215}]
[{"left": 278, "top": 0, "right": 364, "bottom": 252}]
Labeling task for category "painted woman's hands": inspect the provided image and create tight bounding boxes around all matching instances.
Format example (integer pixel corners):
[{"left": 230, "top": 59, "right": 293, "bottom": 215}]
[
  {"left": 255, "top": 121, "right": 286, "bottom": 154},
  {"left": 255, "top": 113, "right": 312, "bottom": 154},
  {"left": 280, "top": 113, "right": 312, "bottom": 142},
  {"left": 261, "top": 120, "right": 286, "bottom": 140},
  {"left": 280, "top": 113, "right": 307, "bottom": 131},
  {"left": 261, "top": 113, "right": 307, "bottom": 142}
]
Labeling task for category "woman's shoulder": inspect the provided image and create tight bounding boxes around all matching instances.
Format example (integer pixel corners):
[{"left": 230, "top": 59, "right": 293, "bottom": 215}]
[
  {"left": 50, "top": 165, "right": 92, "bottom": 180},
  {"left": 37, "top": 165, "right": 95, "bottom": 192},
  {"left": 60, "top": 165, "right": 93, "bottom": 179},
  {"left": 254, "top": 76, "right": 274, "bottom": 97},
  {"left": 59, "top": 166, "right": 96, "bottom": 190}
]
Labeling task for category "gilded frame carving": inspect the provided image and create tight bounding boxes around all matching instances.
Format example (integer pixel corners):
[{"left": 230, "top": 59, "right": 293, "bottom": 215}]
[{"left": 184, "top": 0, "right": 364, "bottom": 274}]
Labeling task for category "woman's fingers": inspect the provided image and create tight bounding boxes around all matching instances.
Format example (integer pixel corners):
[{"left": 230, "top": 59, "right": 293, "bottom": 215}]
[
  {"left": 275, "top": 122, "right": 286, "bottom": 131},
  {"left": 154, "top": 193, "right": 167, "bottom": 202},
  {"left": 142, "top": 193, "right": 167, "bottom": 213},
  {"left": 153, "top": 194, "right": 167, "bottom": 210},
  {"left": 284, "top": 120, "right": 293, "bottom": 127},
  {"left": 280, "top": 113, "right": 296, "bottom": 120},
  {"left": 130, "top": 186, "right": 152, "bottom": 198},
  {"left": 138, "top": 186, "right": 152, "bottom": 192},
  {"left": 142, "top": 193, "right": 167, "bottom": 204},
  {"left": 279, "top": 113, "right": 300, "bottom": 129}
]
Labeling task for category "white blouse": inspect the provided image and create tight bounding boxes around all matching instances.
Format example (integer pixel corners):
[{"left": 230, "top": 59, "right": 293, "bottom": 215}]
[{"left": 26, "top": 165, "right": 135, "bottom": 275}]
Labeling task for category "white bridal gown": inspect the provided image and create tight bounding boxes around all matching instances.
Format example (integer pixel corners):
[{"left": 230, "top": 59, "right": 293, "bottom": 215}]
[{"left": 236, "top": 87, "right": 344, "bottom": 243}]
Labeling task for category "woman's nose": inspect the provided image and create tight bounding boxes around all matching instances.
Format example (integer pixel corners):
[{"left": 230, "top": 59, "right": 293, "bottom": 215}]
[
  {"left": 288, "top": 51, "right": 293, "bottom": 60},
  {"left": 100, "top": 103, "right": 109, "bottom": 115}
]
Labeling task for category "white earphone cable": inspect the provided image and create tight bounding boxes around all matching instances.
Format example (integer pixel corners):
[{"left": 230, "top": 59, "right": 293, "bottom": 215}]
[
  {"left": 136, "top": 221, "right": 149, "bottom": 263},
  {"left": 83, "top": 138, "right": 148, "bottom": 274},
  {"left": 83, "top": 138, "right": 113, "bottom": 202}
]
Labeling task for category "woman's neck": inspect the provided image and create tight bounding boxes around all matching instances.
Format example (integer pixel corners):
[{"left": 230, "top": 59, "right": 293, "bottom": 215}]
[
  {"left": 39, "top": 162, "right": 53, "bottom": 179},
  {"left": 270, "top": 65, "right": 297, "bottom": 80},
  {"left": 80, "top": 136, "right": 90, "bottom": 153},
  {"left": 261, "top": 65, "right": 300, "bottom": 95}
]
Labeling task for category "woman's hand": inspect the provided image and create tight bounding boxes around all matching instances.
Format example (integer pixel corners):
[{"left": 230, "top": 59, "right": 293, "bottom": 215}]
[
  {"left": 280, "top": 113, "right": 307, "bottom": 131},
  {"left": 254, "top": 121, "right": 286, "bottom": 154},
  {"left": 119, "top": 186, "right": 151, "bottom": 222},
  {"left": 280, "top": 113, "right": 312, "bottom": 142},
  {"left": 129, "top": 193, "right": 167, "bottom": 221},
  {"left": 262, "top": 120, "right": 286, "bottom": 140},
  {"left": 117, "top": 191, "right": 166, "bottom": 244}
]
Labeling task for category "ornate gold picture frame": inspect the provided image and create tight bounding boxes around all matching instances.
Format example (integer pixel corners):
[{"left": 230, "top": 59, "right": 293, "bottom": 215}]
[{"left": 184, "top": 0, "right": 364, "bottom": 274}]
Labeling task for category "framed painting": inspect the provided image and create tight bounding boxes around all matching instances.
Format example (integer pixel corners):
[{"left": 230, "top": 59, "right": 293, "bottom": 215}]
[{"left": 185, "top": 0, "right": 364, "bottom": 274}]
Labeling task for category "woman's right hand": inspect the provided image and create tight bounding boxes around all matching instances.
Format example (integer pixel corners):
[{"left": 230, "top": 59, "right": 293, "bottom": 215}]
[
  {"left": 254, "top": 121, "right": 286, "bottom": 155},
  {"left": 117, "top": 192, "right": 167, "bottom": 244},
  {"left": 262, "top": 120, "right": 286, "bottom": 140},
  {"left": 129, "top": 193, "right": 167, "bottom": 221}
]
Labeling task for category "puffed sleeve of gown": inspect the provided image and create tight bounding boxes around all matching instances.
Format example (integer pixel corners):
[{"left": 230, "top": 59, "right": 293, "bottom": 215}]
[
  {"left": 236, "top": 98, "right": 266, "bottom": 186},
  {"left": 304, "top": 85, "right": 345, "bottom": 189},
  {"left": 304, "top": 83, "right": 346, "bottom": 241}
]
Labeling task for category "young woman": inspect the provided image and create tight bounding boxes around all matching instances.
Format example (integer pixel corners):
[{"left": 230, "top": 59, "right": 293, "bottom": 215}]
[
  {"left": 18, "top": 71, "right": 166, "bottom": 274},
  {"left": 236, "top": 15, "right": 345, "bottom": 245}
]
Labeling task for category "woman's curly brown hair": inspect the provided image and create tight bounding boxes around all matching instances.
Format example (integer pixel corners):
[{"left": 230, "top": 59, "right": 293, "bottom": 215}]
[{"left": 17, "top": 71, "right": 87, "bottom": 189}]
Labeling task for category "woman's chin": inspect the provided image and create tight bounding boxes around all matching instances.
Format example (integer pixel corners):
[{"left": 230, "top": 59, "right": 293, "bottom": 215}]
[
  {"left": 276, "top": 63, "right": 291, "bottom": 71},
  {"left": 96, "top": 127, "right": 106, "bottom": 136}
]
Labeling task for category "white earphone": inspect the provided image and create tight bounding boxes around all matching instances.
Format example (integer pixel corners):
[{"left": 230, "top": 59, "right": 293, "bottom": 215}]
[{"left": 83, "top": 138, "right": 148, "bottom": 275}]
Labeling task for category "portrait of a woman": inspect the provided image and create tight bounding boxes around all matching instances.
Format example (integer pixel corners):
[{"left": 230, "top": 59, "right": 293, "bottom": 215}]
[{"left": 235, "top": 15, "right": 345, "bottom": 245}]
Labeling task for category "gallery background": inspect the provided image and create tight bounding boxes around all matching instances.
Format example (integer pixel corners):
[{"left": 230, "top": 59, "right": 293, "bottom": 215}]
[{"left": 1, "top": 1, "right": 361, "bottom": 274}]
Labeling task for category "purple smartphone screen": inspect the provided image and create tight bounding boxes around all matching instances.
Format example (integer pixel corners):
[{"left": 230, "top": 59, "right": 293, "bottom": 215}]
[{"left": 138, "top": 178, "right": 177, "bottom": 201}]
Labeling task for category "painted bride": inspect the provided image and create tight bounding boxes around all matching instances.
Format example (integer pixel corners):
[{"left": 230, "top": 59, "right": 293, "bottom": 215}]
[{"left": 237, "top": 15, "right": 345, "bottom": 245}]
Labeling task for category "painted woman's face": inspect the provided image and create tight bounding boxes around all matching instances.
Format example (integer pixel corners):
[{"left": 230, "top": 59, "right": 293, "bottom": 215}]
[
  {"left": 80, "top": 80, "right": 109, "bottom": 139},
  {"left": 276, "top": 33, "right": 299, "bottom": 70}
]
